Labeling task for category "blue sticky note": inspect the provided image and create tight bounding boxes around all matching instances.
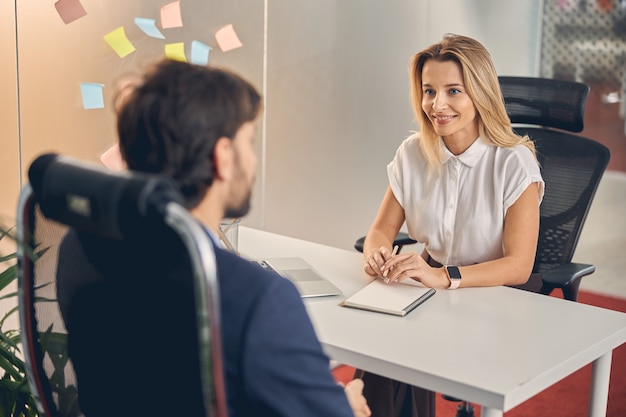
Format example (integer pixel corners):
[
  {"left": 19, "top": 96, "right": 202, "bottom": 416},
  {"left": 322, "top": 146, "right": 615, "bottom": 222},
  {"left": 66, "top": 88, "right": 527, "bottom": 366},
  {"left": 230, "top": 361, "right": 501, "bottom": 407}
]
[
  {"left": 80, "top": 82, "right": 105, "bottom": 109},
  {"left": 191, "top": 40, "right": 212, "bottom": 65},
  {"left": 135, "top": 17, "right": 165, "bottom": 39}
]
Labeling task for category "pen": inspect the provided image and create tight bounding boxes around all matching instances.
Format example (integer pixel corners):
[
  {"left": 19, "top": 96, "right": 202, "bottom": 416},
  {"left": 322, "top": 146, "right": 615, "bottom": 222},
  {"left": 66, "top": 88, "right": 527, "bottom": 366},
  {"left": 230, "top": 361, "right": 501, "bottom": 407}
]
[
  {"left": 217, "top": 227, "right": 237, "bottom": 253},
  {"left": 383, "top": 245, "right": 400, "bottom": 279}
]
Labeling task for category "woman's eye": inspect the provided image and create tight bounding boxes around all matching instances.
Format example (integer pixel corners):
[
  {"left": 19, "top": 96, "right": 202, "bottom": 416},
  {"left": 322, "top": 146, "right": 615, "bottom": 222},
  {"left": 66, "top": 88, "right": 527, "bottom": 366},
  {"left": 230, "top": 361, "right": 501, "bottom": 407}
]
[
  {"left": 449, "top": 88, "right": 461, "bottom": 95},
  {"left": 423, "top": 89, "right": 435, "bottom": 95}
]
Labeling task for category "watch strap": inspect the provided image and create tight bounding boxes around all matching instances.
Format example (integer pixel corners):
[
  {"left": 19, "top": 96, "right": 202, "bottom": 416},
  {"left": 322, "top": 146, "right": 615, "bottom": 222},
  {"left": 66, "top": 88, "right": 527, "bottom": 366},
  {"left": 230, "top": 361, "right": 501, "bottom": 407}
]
[{"left": 445, "top": 265, "right": 461, "bottom": 290}]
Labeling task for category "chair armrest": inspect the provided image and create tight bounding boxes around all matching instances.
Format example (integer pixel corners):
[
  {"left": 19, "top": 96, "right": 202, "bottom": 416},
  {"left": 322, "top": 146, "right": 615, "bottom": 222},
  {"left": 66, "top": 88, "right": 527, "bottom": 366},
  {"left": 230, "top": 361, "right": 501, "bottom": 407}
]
[
  {"left": 354, "top": 232, "right": 417, "bottom": 253},
  {"left": 541, "top": 262, "right": 596, "bottom": 287}
]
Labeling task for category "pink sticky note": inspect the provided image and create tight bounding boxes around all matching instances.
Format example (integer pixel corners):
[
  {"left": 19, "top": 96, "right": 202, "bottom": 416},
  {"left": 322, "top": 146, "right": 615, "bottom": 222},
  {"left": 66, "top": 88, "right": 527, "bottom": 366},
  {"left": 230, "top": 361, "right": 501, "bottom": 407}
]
[
  {"left": 54, "top": 0, "right": 87, "bottom": 25},
  {"left": 100, "top": 144, "right": 126, "bottom": 172},
  {"left": 160, "top": 1, "right": 183, "bottom": 29},
  {"left": 215, "top": 24, "right": 243, "bottom": 52}
]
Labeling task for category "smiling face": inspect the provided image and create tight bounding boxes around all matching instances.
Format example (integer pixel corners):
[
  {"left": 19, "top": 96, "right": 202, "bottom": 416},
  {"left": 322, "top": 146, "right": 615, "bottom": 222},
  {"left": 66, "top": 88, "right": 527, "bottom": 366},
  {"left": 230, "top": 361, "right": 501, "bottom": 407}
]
[{"left": 421, "top": 59, "right": 479, "bottom": 154}]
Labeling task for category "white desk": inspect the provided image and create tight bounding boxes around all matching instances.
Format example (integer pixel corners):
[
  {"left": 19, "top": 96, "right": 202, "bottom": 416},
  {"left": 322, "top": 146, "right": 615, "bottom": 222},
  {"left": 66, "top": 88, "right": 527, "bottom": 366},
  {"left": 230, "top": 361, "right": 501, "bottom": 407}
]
[{"left": 239, "top": 226, "right": 626, "bottom": 417}]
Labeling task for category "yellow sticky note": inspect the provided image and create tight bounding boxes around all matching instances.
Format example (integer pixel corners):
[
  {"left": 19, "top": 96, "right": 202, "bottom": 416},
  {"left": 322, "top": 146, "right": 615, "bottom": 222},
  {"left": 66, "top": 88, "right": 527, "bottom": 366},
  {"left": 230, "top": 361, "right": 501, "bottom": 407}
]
[
  {"left": 104, "top": 26, "right": 136, "bottom": 58},
  {"left": 165, "top": 42, "right": 187, "bottom": 62},
  {"left": 161, "top": 0, "right": 183, "bottom": 29},
  {"left": 215, "top": 24, "right": 243, "bottom": 52}
]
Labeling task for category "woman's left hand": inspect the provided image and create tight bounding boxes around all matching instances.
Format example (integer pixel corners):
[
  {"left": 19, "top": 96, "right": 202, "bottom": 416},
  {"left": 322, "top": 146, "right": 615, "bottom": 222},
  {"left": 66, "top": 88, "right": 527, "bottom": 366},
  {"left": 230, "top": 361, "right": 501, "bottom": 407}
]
[{"left": 382, "top": 252, "right": 449, "bottom": 288}]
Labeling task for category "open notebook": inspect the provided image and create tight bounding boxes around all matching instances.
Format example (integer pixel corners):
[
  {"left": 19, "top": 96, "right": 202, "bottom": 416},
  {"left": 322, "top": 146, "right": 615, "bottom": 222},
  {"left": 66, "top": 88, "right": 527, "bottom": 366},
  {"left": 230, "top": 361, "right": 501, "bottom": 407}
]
[
  {"left": 256, "top": 257, "right": 342, "bottom": 298},
  {"left": 340, "top": 279, "right": 435, "bottom": 316}
]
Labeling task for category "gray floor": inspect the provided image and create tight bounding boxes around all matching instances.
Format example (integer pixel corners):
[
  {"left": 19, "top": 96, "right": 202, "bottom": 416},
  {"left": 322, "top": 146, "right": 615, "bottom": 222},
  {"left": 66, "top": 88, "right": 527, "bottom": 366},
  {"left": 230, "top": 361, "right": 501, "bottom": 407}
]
[{"left": 575, "top": 170, "right": 626, "bottom": 299}]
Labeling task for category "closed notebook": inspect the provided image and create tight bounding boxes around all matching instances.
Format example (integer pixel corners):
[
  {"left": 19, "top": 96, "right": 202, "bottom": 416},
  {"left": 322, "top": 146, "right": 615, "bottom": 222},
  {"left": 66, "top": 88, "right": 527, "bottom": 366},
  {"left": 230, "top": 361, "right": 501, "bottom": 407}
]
[
  {"left": 256, "top": 257, "right": 342, "bottom": 298},
  {"left": 339, "top": 279, "right": 435, "bottom": 316}
]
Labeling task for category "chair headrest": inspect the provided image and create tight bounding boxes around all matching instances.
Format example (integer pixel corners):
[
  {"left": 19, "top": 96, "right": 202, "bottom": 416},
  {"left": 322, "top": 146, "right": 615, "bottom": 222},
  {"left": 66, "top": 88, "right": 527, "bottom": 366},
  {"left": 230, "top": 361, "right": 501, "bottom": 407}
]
[
  {"left": 499, "top": 76, "right": 590, "bottom": 133},
  {"left": 28, "top": 153, "right": 184, "bottom": 241}
]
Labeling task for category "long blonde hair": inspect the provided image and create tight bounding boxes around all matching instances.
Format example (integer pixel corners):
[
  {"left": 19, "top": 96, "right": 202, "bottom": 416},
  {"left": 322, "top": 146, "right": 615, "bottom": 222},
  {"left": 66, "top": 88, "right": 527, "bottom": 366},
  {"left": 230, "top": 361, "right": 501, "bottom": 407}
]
[{"left": 409, "top": 34, "right": 536, "bottom": 170}]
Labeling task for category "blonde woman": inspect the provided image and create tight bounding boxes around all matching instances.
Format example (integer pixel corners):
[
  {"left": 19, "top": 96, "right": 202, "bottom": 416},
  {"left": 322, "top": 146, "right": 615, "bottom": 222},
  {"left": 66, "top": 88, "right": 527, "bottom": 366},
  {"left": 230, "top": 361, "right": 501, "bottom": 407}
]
[{"left": 360, "top": 34, "right": 544, "bottom": 417}]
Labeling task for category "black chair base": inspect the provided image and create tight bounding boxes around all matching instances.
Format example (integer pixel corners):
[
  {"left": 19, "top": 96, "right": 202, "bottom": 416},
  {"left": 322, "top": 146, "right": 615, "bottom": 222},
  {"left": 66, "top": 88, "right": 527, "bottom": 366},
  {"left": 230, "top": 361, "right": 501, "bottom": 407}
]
[
  {"left": 454, "top": 403, "right": 475, "bottom": 417},
  {"left": 442, "top": 394, "right": 475, "bottom": 417}
]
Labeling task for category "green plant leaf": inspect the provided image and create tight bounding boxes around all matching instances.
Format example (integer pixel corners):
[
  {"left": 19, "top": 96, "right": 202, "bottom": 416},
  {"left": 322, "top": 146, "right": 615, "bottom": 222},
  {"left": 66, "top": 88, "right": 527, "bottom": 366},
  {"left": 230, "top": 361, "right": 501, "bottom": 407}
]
[
  {"left": 0, "top": 329, "right": 22, "bottom": 350},
  {"left": 0, "top": 355, "right": 25, "bottom": 381},
  {"left": 0, "top": 224, "right": 37, "bottom": 416},
  {"left": 0, "top": 224, "right": 73, "bottom": 417},
  {"left": 0, "top": 252, "right": 17, "bottom": 263},
  {"left": 0, "top": 263, "right": 17, "bottom": 292}
]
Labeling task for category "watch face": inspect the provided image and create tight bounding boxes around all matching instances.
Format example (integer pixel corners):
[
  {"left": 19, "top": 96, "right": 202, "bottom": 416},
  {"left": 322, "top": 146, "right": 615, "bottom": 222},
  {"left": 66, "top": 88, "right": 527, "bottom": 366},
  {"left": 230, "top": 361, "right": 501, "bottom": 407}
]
[{"left": 447, "top": 266, "right": 462, "bottom": 279}]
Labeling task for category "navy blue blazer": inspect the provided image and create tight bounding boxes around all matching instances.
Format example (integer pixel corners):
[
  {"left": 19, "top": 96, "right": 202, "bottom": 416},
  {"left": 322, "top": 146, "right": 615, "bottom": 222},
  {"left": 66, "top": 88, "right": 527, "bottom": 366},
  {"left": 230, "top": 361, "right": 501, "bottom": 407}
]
[{"left": 215, "top": 245, "right": 353, "bottom": 416}]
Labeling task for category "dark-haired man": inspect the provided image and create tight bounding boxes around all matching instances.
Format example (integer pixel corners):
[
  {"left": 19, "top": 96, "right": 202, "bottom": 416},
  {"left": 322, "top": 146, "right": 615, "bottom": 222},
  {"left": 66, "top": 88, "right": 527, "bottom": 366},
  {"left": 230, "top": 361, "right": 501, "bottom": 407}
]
[{"left": 115, "top": 59, "right": 370, "bottom": 417}]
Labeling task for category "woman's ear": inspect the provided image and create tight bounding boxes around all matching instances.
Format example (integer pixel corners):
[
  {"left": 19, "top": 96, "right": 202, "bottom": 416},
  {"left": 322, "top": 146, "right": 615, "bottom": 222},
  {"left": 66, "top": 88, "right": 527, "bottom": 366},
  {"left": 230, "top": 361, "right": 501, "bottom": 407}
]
[{"left": 213, "top": 137, "right": 234, "bottom": 181}]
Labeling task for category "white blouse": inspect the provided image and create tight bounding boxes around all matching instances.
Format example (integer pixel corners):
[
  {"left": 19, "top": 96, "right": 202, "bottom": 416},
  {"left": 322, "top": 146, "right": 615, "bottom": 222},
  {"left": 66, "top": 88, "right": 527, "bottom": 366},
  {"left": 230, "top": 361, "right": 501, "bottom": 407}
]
[{"left": 387, "top": 133, "right": 544, "bottom": 267}]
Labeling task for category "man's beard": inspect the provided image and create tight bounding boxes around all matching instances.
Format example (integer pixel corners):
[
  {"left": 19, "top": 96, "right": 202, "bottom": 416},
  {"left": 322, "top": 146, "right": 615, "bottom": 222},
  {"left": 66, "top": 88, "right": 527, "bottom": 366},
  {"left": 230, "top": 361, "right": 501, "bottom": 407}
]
[
  {"left": 224, "top": 152, "right": 253, "bottom": 219},
  {"left": 224, "top": 192, "right": 251, "bottom": 219}
]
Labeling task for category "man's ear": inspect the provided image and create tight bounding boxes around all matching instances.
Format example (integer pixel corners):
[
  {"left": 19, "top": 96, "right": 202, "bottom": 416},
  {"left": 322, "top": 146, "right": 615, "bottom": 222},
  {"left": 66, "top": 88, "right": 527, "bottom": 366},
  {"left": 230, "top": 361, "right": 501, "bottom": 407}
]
[{"left": 213, "top": 137, "right": 234, "bottom": 181}]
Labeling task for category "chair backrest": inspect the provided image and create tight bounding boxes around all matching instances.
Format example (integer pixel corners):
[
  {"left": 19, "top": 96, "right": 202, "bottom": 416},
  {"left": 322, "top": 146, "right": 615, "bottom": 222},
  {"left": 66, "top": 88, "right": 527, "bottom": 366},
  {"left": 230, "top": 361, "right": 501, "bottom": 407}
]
[
  {"left": 498, "top": 77, "right": 611, "bottom": 274},
  {"left": 17, "top": 153, "right": 227, "bottom": 417}
]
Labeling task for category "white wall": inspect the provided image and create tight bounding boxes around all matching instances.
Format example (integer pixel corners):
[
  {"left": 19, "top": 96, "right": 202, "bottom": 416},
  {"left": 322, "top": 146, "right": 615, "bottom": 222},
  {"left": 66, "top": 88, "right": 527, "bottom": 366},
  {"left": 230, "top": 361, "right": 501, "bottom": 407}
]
[{"left": 260, "top": 0, "right": 542, "bottom": 251}]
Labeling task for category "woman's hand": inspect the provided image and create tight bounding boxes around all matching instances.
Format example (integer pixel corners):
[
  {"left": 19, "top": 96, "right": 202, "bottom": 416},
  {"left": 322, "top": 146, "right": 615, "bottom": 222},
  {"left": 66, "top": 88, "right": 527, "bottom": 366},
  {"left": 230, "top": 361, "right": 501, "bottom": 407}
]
[
  {"left": 363, "top": 246, "right": 395, "bottom": 277},
  {"left": 381, "top": 252, "right": 450, "bottom": 288}
]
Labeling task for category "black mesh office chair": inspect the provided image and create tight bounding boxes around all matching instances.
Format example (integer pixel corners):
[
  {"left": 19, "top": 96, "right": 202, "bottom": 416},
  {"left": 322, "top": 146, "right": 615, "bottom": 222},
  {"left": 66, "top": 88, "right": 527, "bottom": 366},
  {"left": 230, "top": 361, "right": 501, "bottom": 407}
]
[
  {"left": 17, "top": 153, "right": 227, "bottom": 417},
  {"left": 500, "top": 76, "right": 610, "bottom": 302}
]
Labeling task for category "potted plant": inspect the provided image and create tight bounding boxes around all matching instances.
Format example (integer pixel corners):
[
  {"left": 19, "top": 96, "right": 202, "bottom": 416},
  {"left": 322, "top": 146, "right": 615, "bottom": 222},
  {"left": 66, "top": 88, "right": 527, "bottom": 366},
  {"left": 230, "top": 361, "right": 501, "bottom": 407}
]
[
  {"left": 0, "top": 226, "right": 39, "bottom": 416},
  {"left": 0, "top": 226, "right": 80, "bottom": 417}
]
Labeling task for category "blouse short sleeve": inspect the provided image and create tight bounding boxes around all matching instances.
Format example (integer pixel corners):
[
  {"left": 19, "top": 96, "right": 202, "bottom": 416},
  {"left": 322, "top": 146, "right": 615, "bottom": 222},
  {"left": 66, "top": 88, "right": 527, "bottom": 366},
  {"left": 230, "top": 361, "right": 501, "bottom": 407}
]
[{"left": 501, "top": 145, "right": 545, "bottom": 213}]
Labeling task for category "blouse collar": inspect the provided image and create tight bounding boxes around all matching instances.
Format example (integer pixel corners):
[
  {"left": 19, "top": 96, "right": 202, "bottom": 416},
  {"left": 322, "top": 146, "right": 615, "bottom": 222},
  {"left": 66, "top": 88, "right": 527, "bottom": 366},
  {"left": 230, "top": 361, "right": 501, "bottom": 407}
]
[{"left": 440, "top": 136, "right": 488, "bottom": 168}]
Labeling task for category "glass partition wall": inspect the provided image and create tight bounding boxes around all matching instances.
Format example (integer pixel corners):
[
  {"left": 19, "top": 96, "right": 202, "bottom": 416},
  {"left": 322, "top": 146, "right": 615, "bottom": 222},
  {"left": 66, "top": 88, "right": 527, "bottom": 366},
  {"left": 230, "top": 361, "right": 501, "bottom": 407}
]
[
  {"left": 8, "top": 0, "right": 555, "bottom": 251},
  {"left": 0, "top": 0, "right": 19, "bottom": 221},
  {"left": 10, "top": 0, "right": 265, "bottom": 226},
  {"left": 541, "top": 0, "right": 626, "bottom": 169}
]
